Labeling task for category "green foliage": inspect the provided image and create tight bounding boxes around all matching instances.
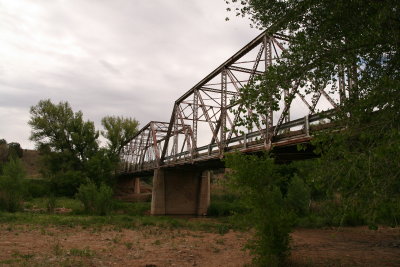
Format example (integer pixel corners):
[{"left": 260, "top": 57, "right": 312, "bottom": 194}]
[
  {"left": 286, "top": 175, "right": 310, "bottom": 216},
  {"left": 29, "top": 99, "right": 100, "bottom": 195},
  {"left": 75, "top": 180, "right": 113, "bottom": 216},
  {"left": 29, "top": 99, "right": 99, "bottom": 163},
  {"left": 84, "top": 149, "right": 115, "bottom": 186},
  {"left": 101, "top": 115, "right": 139, "bottom": 157},
  {"left": 0, "top": 141, "right": 23, "bottom": 175},
  {"left": 0, "top": 158, "right": 26, "bottom": 212},
  {"left": 113, "top": 201, "right": 150, "bottom": 216},
  {"left": 50, "top": 170, "right": 86, "bottom": 197},
  {"left": 207, "top": 193, "right": 247, "bottom": 217},
  {"left": 46, "top": 195, "right": 57, "bottom": 213},
  {"left": 23, "top": 179, "right": 51, "bottom": 198},
  {"left": 225, "top": 152, "right": 295, "bottom": 266},
  {"left": 226, "top": 0, "right": 400, "bottom": 245},
  {"left": 28, "top": 99, "right": 140, "bottom": 196},
  {"left": 8, "top": 142, "right": 23, "bottom": 159},
  {"left": 308, "top": 127, "right": 400, "bottom": 228}
]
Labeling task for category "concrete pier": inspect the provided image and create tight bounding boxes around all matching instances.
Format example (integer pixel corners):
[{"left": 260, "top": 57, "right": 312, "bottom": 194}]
[{"left": 151, "top": 168, "right": 210, "bottom": 215}]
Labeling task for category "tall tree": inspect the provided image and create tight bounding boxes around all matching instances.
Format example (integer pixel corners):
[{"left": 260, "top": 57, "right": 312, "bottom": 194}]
[
  {"left": 225, "top": 0, "right": 400, "bottom": 264},
  {"left": 227, "top": 0, "right": 399, "bottom": 125},
  {"left": 101, "top": 116, "right": 139, "bottom": 157},
  {"left": 29, "top": 99, "right": 100, "bottom": 195},
  {"left": 29, "top": 99, "right": 99, "bottom": 167}
]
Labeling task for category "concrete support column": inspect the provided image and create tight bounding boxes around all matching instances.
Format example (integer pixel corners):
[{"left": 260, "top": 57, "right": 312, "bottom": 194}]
[
  {"left": 197, "top": 170, "right": 211, "bottom": 216},
  {"left": 134, "top": 177, "right": 141, "bottom": 194},
  {"left": 151, "top": 169, "right": 166, "bottom": 215},
  {"left": 151, "top": 168, "right": 211, "bottom": 216}
]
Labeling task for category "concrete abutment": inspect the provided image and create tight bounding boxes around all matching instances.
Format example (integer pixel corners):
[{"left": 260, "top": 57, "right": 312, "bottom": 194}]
[{"left": 151, "top": 168, "right": 211, "bottom": 215}]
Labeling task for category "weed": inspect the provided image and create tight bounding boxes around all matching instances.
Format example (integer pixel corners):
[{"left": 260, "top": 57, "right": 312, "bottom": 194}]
[
  {"left": 69, "top": 247, "right": 95, "bottom": 257},
  {"left": 112, "top": 234, "right": 122, "bottom": 244},
  {"left": 52, "top": 241, "right": 64, "bottom": 256},
  {"left": 218, "top": 224, "right": 229, "bottom": 235},
  {"left": 153, "top": 239, "right": 161, "bottom": 246},
  {"left": 46, "top": 195, "right": 57, "bottom": 213},
  {"left": 124, "top": 242, "right": 133, "bottom": 249},
  {"left": 12, "top": 251, "right": 34, "bottom": 260},
  {"left": 0, "top": 259, "right": 20, "bottom": 264}
]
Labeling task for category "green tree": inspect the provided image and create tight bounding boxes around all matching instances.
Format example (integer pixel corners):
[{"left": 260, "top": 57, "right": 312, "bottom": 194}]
[
  {"left": 29, "top": 99, "right": 99, "bottom": 166},
  {"left": 8, "top": 142, "right": 23, "bottom": 159},
  {"left": 0, "top": 157, "right": 26, "bottom": 212},
  {"left": 225, "top": 153, "right": 295, "bottom": 266},
  {"left": 76, "top": 180, "right": 114, "bottom": 216},
  {"left": 225, "top": 0, "right": 400, "bottom": 263},
  {"left": 101, "top": 116, "right": 139, "bottom": 157},
  {"left": 29, "top": 99, "right": 100, "bottom": 195},
  {"left": 227, "top": 0, "right": 400, "bottom": 220},
  {"left": 227, "top": 0, "right": 399, "bottom": 125},
  {"left": 28, "top": 99, "right": 140, "bottom": 194},
  {"left": 0, "top": 140, "right": 8, "bottom": 174}
]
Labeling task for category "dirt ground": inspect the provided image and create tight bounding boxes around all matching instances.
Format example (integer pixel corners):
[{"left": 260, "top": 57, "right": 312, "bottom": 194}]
[{"left": 0, "top": 224, "right": 399, "bottom": 267}]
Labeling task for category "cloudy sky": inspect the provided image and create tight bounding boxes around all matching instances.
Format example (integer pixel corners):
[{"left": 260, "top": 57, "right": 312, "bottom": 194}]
[{"left": 0, "top": 0, "right": 260, "bottom": 149}]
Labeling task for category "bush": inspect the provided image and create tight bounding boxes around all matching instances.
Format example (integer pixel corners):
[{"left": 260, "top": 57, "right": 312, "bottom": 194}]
[
  {"left": 24, "top": 179, "right": 51, "bottom": 198},
  {"left": 0, "top": 158, "right": 26, "bottom": 212},
  {"left": 76, "top": 180, "right": 113, "bottom": 215},
  {"left": 225, "top": 153, "right": 295, "bottom": 266},
  {"left": 286, "top": 175, "right": 311, "bottom": 216},
  {"left": 46, "top": 194, "right": 57, "bottom": 213},
  {"left": 50, "top": 170, "right": 86, "bottom": 197},
  {"left": 207, "top": 194, "right": 247, "bottom": 217}
]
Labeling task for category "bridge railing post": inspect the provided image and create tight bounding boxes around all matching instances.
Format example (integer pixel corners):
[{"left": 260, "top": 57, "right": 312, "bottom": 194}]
[
  {"left": 304, "top": 115, "right": 310, "bottom": 137},
  {"left": 243, "top": 133, "right": 247, "bottom": 148}
]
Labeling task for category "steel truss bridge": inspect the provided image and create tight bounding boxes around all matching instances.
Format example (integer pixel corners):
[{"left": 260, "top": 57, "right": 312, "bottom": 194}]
[{"left": 120, "top": 30, "right": 353, "bottom": 175}]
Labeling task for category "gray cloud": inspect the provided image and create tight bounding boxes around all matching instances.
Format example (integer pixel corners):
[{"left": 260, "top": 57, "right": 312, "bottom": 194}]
[{"left": 0, "top": 0, "right": 260, "bottom": 148}]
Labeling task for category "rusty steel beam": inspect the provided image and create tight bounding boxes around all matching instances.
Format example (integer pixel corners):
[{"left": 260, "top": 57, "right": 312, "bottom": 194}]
[{"left": 120, "top": 28, "right": 351, "bottom": 174}]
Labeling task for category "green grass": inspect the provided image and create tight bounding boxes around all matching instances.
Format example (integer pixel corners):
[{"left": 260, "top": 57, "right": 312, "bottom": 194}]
[
  {"left": 0, "top": 195, "right": 245, "bottom": 234},
  {"left": 207, "top": 193, "right": 247, "bottom": 217},
  {"left": 0, "top": 211, "right": 235, "bottom": 233},
  {"left": 24, "top": 197, "right": 82, "bottom": 211},
  {"left": 69, "top": 247, "right": 95, "bottom": 257}
]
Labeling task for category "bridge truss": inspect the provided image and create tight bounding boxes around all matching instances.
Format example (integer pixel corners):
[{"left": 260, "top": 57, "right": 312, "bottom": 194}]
[{"left": 120, "top": 31, "right": 354, "bottom": 173}]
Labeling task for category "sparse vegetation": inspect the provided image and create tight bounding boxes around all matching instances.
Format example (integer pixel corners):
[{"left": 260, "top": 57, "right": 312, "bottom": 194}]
[
  {"left": 0, "top": 157, "right": 26, "bottom": 212},
  {"left": 75, "top": 180, "right": 114, "bottom": 216}
]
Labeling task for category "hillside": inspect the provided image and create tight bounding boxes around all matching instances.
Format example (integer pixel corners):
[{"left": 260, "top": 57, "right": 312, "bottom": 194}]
[{"left": 21, "top": 149, "right": 41, "bottom": 179}]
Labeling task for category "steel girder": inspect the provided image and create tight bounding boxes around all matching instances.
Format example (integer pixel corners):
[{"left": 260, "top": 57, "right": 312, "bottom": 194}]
[{"left": 120, "top": 30, "right": 356, "bottom": 173}]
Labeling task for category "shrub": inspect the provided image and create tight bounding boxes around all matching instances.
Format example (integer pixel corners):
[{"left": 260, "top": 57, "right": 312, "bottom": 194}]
[
  {"left": 24, "top": 179, "right": 51, "bottom": 198},
  {"left": 207, "top": 194, "right": 247, "bottom": 217},
  {"left": 286, "top": 175, "right": 311, "bottom": 216},
  {"left": 0, "top": 158, "right": 26, "bottom": 212},
  {"left": 76, "top": 180, "right": 113, "bottom": 215},
  {"left": 225, "top": 153, "right": 295, "bottom": 266},
  {"left": 50, "top": 170, "right": 86, "bottom": 197},
  {"left": 46, "top": 194, "right": 57, "bottom": 213}
]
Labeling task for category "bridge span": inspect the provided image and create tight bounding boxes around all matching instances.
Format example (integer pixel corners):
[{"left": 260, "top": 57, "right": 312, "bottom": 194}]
[{"left": 119, "top": 30, "right": 352, "bottom": 215}]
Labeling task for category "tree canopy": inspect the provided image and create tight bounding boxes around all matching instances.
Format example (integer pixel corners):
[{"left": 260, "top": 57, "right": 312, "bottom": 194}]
[
  {"left": 227, "top": 0, "right": 399, "bottom": 124},
  {"left": 101, "top": 116, "right": 139, "bottom": 157},
  {"left": 225, "top": 1, "right": 400, "bottom": 264},
  {"left": 28, "top": 99, "right": 139, "bottom": 194},
  {"left": 29, "top": 99, "right": 99, "bottom": 165}
]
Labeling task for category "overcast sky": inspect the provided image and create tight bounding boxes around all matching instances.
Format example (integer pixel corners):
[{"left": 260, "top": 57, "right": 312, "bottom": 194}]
[{"left": 0, "top": 0, "right": 260, "bottom": 149}]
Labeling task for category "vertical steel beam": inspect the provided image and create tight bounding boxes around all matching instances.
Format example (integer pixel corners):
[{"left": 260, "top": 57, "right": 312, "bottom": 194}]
[
  {"left": 338, "top": 65, "right": 346, "bottom": 104},
  {"left": 173, "top": 106, "right": 179, "bottom": 161},
  {"left": 220, "top": 69, "right": 227, "bottom": 153},
  {"left": 193, "top": 89, "right": 198, "bottom": 149},
  {"left": 264, "top": 35, "right": 273, "bottom": 145}
]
